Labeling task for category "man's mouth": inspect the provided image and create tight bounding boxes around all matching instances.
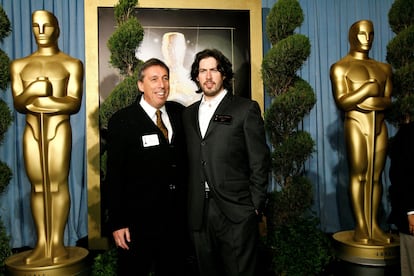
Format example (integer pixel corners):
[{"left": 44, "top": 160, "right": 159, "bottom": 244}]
[
  {"left": 204, "top": 82, "right": 215, "bottom": 89},
  {"left": 155, "top": 91, "right": 166, "bottom": 97}
]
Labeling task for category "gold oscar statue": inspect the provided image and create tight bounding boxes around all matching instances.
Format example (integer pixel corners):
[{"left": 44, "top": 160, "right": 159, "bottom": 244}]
[
  {"left": 5, "top": 10, "right": 88, "bottom": 275},
  {"left": 330, "top": 20, "right": 399, "bottom": 266}
]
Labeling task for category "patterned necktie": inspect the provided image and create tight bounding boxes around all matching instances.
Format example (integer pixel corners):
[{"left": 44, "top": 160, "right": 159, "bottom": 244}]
[{"left": 156, "top": 109, "right": 169, "bottom": 141}]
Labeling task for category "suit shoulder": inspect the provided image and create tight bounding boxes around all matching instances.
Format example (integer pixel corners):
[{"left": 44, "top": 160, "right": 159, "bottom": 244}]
[
  {"left": 108, "top": 103, "right": 139, "bottom": 125},
  {"left": 166, "top": 100, "right": 185, "bottom": 112},
  {"left": 231, "top": 95, "right": 259, "bottom": 109},
  {"left": 184, "top": 100, "right": 200, "bottom": 113}
]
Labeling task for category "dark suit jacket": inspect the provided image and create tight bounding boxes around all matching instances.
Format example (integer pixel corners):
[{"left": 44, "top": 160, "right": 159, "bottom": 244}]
[
  {"left": 106, "top": 95, "right": 187, "bottom": 237},
  {"left": 183, "top": 92, "right": 270, "bottom": 230},
  {"left": 388, "top": 122, "right": 414, "bottom": 235}
]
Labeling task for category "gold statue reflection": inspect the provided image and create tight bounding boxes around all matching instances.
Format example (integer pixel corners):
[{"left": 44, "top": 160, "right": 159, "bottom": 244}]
[
  {"left": 330, "top": 20, "right": 392, "bottom": 244},
  {"left": 10, "top": 10, "right": 83, "bottom": 264},
  {"left": 161, "top": 32, "right": 200, "bottom": 106}
]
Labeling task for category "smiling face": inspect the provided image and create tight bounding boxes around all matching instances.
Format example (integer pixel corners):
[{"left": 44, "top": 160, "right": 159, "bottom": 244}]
[
  {"left": 138, "top": 65, "right": 170, "bottom": 109},
  {"left": 32, "top": 10, "right": 60, "bottom": 47},
  {"left": 196, "top": 56, "right": 225, "bottom": 100}
]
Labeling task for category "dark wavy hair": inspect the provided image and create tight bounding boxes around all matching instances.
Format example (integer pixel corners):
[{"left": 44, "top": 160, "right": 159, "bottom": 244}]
[{"left": 190, "top": 49, "right": 234, "bottom": 93}]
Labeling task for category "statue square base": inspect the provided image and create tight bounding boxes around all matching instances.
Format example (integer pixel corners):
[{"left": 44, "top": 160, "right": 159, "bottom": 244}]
[
  {"left": 5, "top": 246, "right": 89, "bottom": 276},
  {"left": 333, "top": 230, "right": 399, "bottom": 268}
]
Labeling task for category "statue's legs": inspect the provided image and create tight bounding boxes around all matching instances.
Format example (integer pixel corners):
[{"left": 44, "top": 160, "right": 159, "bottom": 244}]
[
  {"left": 345, "top": 117, "right": 391, "bottom": 244},
  {"left": 371, "top": 123, "right": 391, "bottom": 243},
  {"left": 345, "top": 119, "right": 370, "bottom": 243},
  {"left": 48, "top": 122, "right": 71, "bottom": 262},
  {"left": 23, "top": 125, "right": 48, "bottom": 264},
  {"left": 23, "top": 120, "right": 71, "bottom": 264}
]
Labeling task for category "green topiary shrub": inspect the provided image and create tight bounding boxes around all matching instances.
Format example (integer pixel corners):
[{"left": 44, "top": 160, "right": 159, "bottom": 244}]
[
  {"left": 267, "top": 216, "right": 333, "bottom": 276},
  {"left": 0, "top": 219, "right": 12, "bottom": 276},
  {"left": 262, "top": 0, "right": 333, "bottom": 274},
  {"left": 262, "top": 35, "right": 311, "bottom": 96},
  {"left": 0, "top": 4, "right": 13, "bottom": 274},
  {"left": 385, "top": 0, "right": 414, "bottom": 126},
  {"left": 107, "top": 17, "right": 144, "bottom": 76},
  {"left": 387, "top": 0, "right": 414, "bottom": 34},
  {"left": 91, "top": 247, "right": 118, "bottom": 276},
  {"left": 0, "top": 161, "right": 12, "bottom": 194},
  {"left": 0, "top": 50, "right": 10, "bottom": 91},
  {"left": 265, "top": 0, "right": 304, "bottom": 44},
  {"left": 107, "top": 0, "right": 143, "bottom": 77},
  {"left": 0, "top": 99, "right": 12, "bottom": 144}
]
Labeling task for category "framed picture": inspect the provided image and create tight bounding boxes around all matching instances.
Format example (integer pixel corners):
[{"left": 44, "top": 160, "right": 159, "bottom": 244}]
[{"left": 85, "top": 0, "right": 263, "bottom": 249}]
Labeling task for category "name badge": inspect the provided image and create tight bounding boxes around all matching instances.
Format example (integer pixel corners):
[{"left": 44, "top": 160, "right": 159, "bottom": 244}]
[
  {"left": 142, "top": 134, "right": 160, "bottom": 147},
  {"left": 213, "top": 114, "right": 232, "bottom": 124}
]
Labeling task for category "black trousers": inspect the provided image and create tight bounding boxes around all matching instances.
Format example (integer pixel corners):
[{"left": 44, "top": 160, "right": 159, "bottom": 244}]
[
  {"left": 192, "top": 197, "right": 259, "bottom": 276},
  {"left": 116, "top": 230, "right": 186, "bottom": 276}
]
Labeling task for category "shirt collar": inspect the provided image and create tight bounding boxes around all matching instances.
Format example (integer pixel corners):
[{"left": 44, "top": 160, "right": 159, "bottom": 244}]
[
  {"left": 140, "top": 96, "right": 167, "bottom": 117},
  {"left": 200, "top": 89, "right": 227, "bottom": 108}
]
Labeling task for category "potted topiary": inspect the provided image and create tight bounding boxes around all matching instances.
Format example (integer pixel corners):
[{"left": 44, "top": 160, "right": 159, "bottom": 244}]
[
  {"left": 261, "top": 0, "right": 333, "bottom": 274},
  {"left": 385, "top": 0, "right": 414, "bottom": 269},
  {"left": 385, "top": 0, "right": 414, "bottom": 126},
  {"left": 0, "top": 4, "right": 13, "bottom": 275}
]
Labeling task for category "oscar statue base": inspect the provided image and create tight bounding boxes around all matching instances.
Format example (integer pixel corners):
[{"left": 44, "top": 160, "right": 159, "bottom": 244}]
[
  {"left": 5, "top": 247, "right": 89, "bottom": 276},
  {"left": 332, "top": 230, "right": 399, "bottom": 266}
]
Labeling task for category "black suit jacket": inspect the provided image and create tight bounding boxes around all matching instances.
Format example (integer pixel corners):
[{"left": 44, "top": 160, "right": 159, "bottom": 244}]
[
  {"left": 388, "top": 122, "right": 414, "bottom": 235},
  {"left": 183, "top": 92, "right": 270, "bottom": 230},
  {"left": 106, "top": 95, "right": 187, "bottom": 237}
]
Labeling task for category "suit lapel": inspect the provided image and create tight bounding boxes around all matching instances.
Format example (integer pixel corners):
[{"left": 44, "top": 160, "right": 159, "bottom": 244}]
[
  {"left": 165, "top": 104, "right": 176, "bottom": 142},
  {"left": 190, "top": 102, "right": 203, "bottom": 139},
  {"left": 204, "top": 93, "right": 232, "bottom": 139}
]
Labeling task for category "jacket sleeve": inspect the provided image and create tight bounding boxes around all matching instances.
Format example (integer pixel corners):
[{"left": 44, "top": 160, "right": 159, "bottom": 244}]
[
  {"left": 244, "top": 101, "right": 271, "bottom": 213},
  {"left": 105, "top": 112, "right": 130, "bottom": 232}
]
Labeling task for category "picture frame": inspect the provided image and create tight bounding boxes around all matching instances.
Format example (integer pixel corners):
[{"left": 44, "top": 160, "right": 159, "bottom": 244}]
[{"left": 85, "top": 0, "right": 263, "bottom": 249}]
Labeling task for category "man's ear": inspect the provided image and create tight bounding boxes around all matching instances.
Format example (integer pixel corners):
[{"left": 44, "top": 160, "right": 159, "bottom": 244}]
[{"left": 137, "top": 80, "right": 144, "bottom": 92}]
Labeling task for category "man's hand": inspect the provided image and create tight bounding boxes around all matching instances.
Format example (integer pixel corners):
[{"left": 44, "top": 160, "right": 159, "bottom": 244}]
[{"left": 113, "top": 228, "right": 131, "bottom": 250}]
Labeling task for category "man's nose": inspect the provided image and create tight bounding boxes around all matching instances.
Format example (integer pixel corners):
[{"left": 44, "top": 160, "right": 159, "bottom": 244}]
[{"left": 159, "top": 79, "right": 167, "bottom": 88}]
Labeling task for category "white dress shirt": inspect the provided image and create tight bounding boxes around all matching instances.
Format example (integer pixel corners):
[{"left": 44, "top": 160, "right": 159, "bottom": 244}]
[
  {"left": 198, "top": 89, "right": 227, "bottom": 138},
  {"left": 140, "top": 97, "right": 173, "bottom": 142},
  {"left": 198, "top": 89, "right": 227, "bottom": 191}
]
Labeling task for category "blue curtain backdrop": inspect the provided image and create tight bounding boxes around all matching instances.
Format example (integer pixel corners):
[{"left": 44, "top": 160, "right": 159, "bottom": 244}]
[
  {"left": 0, "top": 0, "right": 87, "bottom": 248},
  {"left": 0, "top": 0, "right": 396, "bottom": 248}
]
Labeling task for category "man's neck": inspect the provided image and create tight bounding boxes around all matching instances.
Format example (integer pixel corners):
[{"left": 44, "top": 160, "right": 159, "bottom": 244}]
[{"left": 203, "top": 89, "right": 226, "bottom": 102}]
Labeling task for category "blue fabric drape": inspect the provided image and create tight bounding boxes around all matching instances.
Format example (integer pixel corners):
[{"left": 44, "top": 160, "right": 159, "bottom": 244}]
[
  {"left": 0, "top": 0, "right": 397, "bottom": 249},
  {"left": 0, "top": 0, "right": 87, "bottom": 248}
]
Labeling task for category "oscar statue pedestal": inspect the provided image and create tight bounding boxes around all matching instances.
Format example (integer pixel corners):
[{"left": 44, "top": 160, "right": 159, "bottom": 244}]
[
  {"left": 5, "top": 247, "right": 89, "bottom": 276},
  {"left": 332, "top": 230, "right": 399, "bottom": 275}
]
